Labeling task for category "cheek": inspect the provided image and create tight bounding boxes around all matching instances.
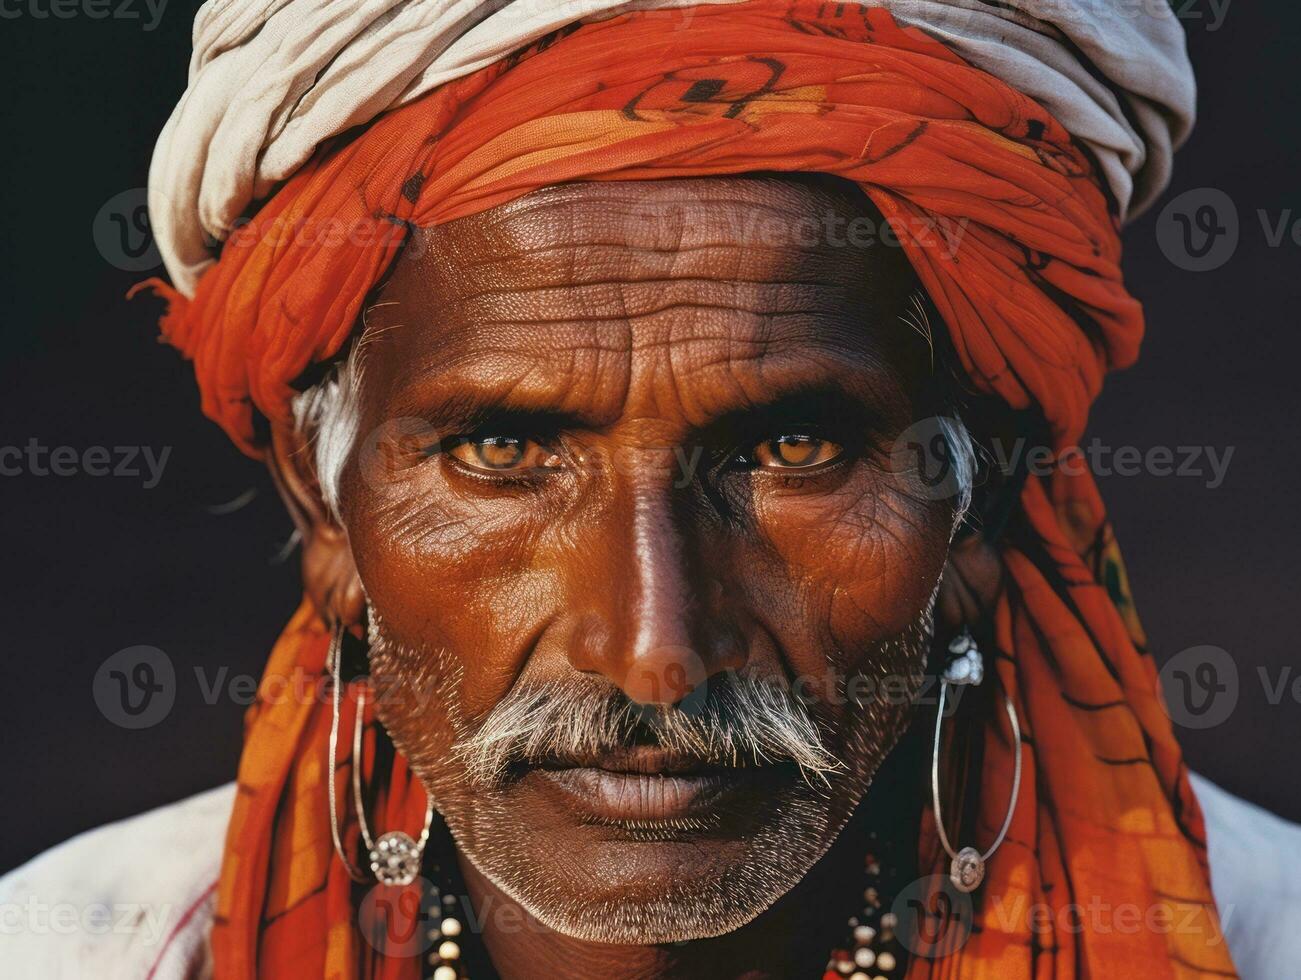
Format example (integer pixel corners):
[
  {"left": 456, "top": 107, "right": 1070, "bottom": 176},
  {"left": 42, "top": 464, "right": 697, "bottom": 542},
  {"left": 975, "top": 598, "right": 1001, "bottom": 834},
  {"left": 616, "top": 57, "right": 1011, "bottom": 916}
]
[
  {"left": 746, "top": 468, "right": 950, "bottom": 676},
  {"left": 342, "top": 466, "right": 567, "bottom": 717},
  {"left": 345, "top": 451, "right": 950, "bottom": 721}
]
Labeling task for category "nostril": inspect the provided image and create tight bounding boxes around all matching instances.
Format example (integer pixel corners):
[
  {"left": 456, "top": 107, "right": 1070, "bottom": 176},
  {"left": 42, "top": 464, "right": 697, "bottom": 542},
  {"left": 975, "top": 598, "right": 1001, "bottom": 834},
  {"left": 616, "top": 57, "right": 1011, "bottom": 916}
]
[{"left": 619, "top": 643, "right": 708, "bottom": 706}]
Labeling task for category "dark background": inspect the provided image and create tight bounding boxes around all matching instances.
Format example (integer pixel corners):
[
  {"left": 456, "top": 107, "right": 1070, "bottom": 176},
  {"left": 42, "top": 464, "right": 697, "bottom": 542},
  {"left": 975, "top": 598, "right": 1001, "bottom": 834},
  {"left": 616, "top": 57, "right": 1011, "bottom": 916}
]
[{"left": 1, "top": 2, "right": 1297, "bottom": 873}]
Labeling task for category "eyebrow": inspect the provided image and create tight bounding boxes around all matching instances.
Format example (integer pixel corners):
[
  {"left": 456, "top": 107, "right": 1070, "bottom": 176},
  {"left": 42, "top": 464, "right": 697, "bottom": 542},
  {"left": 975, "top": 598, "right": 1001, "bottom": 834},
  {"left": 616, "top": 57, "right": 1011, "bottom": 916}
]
[
  {"left": 374, "top": 309, "right": 914, "bottom": 436},
  {"left": 696, "top": 384, "right": 896, "bottom": 440},
  {"left": 386, "top": 366, "right": 901, "bottom": 445},
  {"left": 389, "top": 384, "right": 590, "bottom": 436}
]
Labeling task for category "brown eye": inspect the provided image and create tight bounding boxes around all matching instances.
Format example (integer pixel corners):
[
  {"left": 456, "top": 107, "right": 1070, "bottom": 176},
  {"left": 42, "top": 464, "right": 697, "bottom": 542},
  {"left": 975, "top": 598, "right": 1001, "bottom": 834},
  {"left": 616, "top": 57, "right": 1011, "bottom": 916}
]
[
  {"left": 449, "top": 435, "right": 559, "bottom": 474},
  {"left": 753, "top": 434, "right": 843, "bottom": 470}
]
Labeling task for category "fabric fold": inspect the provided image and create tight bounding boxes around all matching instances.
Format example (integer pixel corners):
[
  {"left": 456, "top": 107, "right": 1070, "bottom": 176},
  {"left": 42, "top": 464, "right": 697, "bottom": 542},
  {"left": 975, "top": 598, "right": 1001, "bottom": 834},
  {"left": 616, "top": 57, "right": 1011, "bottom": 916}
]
[
  {"left": 167, "top": 5, "right": 1233, "bottom": 979},
  {"left": 149, "top": 0, "right": 1195, "bottom": 296}
]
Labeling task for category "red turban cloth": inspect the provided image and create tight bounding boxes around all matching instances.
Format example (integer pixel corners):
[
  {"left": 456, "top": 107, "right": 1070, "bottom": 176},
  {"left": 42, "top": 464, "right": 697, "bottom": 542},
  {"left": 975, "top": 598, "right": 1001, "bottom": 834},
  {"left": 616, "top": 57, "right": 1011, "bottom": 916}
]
[{"left": 141, "top": 3, "right": 1235, "bottom": 978}]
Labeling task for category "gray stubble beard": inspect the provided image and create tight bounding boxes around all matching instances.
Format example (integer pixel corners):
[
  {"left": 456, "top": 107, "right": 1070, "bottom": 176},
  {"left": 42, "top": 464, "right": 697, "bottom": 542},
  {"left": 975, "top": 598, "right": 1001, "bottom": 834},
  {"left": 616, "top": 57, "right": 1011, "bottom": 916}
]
[{"left": 366, "top": 605, "right": 933, "bottom": 945}]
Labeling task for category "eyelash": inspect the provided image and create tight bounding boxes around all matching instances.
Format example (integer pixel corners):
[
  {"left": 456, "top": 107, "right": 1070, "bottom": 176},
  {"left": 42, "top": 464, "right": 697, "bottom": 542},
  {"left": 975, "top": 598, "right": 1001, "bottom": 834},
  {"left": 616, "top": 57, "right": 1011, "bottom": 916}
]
[
  {"left": 420, "top": 425, "right": 866, "bottom": 486},
  {"left": 725, "top": 442, "right": 856, "bottom": 493},
  {"left": 426, "top": 435, "right": 557, "bottom": 487}
]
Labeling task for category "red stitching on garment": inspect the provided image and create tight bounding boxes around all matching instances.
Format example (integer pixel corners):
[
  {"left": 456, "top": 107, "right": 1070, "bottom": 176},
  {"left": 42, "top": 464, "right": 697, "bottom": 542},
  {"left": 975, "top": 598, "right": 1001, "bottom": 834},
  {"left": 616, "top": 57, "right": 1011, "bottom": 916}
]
[{"left": 144, "top": 880, "right": 218, "bottom": 980}]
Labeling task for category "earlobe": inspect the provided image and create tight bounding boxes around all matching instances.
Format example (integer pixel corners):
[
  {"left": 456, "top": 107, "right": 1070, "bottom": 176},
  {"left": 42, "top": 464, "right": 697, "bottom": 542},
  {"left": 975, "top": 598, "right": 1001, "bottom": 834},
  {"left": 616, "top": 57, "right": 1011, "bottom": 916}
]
[
  {"left": 935, "top": 531, "right": 1004, "bottom": 636},
  {"left": 267, "top": 423, "right": 365, "bottom": 629}
]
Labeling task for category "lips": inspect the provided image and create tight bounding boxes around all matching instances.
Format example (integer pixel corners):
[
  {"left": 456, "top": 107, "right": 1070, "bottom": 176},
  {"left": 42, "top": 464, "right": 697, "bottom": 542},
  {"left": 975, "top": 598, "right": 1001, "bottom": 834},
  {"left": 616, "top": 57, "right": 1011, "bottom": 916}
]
[{"left": 523, "top": 746, "right": 789, "bottom": 824}]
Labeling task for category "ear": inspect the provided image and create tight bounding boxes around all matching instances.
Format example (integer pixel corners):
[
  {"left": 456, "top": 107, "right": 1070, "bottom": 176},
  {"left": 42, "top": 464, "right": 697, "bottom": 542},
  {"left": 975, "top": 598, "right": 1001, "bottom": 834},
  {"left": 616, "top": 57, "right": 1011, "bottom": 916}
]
[
  {"left": 935, "top": 531, "right": 1004, "bottom": 637},
  {"left": 267, "top": 421, "right": 365, "bottom": 630}
]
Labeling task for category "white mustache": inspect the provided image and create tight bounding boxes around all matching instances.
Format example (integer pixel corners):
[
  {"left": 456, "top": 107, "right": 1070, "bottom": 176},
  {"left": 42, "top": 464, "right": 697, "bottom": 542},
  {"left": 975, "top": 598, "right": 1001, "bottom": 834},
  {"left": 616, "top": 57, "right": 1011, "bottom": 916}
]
[{"left": 455, "top": 673, "right": 843, "bottom": 790}]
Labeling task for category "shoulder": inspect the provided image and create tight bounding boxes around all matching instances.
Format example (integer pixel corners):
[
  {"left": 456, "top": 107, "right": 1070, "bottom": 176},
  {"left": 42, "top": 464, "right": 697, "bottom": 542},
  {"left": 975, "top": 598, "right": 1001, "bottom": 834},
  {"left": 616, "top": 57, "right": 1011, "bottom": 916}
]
[
  {"left": 3, "top": 777, "right": 1296, "bottom": 977},
  {"left": 0, "top": 783, "right": 235, "bottom": 980},
  {"left": 1192, "top": 772, "right": 1301, "bottom": 978}
]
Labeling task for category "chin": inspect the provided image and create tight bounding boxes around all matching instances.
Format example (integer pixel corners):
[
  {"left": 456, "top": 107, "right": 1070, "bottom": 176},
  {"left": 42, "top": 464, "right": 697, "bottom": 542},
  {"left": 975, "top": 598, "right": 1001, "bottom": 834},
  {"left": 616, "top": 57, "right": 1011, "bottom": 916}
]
[{"left": 441, "top": 756, "right": 870, "bottom": 946}]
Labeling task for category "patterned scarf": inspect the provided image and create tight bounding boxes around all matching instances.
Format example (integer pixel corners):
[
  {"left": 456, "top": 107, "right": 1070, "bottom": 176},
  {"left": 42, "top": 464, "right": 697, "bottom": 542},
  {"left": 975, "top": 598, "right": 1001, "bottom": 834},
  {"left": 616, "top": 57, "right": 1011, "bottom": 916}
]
[{"left": 141, "top": 3, "right": 1234, "bottom": 977}]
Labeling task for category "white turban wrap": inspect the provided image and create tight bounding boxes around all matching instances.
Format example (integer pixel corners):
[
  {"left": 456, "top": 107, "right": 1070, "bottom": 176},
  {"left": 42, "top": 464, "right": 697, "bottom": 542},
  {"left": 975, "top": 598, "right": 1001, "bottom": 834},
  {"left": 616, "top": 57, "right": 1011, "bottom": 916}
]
[{"left": 150, "top": 0, "right": 1195, "bottom": 297}]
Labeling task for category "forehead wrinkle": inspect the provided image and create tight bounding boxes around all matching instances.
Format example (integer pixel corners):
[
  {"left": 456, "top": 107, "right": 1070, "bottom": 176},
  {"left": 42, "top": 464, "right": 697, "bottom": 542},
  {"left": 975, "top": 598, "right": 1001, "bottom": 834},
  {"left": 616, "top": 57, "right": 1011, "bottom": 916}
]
[
  {"left": 449, "top": 285, "right": 861, "bottom": 330},
  {"left": 384, "top": 348, "right": 626, "bottom": 426},
  {"left": 441, "top": 240, "right": 867, "bottom": 309},
  {"left": 475, "top": 178, "right": 870, "bottom": 248},
  {"left": 427, "top": 180, "right": 889, "bottom": 297},
  {"left": 605, "top": 307, "right": 907, "bottom": 426},
  {"left": 413, "top": 304, "right": 882, "bottom": 384},
  {"left": 447, "top": 250, "right": 860, "bottom": 293},
  {"left": 371, "top": 306, "right": 905, "bottom": 433},
  {"left": 374, "top": 177, "right": 926, "bottom": 432},
  {"left": 677, "top": 338, "right": 908, "bottom": 426},
  {"left": 367, "top": 272, "right": 909, "bottom": 424}
]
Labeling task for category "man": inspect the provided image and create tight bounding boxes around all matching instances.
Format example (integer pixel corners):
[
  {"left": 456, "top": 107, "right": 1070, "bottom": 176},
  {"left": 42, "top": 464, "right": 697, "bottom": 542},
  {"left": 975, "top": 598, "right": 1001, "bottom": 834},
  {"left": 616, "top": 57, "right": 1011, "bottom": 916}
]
[{"left": 3, "top": 1, "right": 1299, "bottom": 978}]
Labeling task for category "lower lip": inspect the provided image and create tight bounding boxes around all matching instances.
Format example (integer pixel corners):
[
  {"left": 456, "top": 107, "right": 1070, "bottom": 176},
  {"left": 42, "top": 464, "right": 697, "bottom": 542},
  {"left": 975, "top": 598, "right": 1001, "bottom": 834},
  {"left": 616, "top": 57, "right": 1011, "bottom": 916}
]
[{"left": 530, "top": 766, "right": 764, "bottom": 823}]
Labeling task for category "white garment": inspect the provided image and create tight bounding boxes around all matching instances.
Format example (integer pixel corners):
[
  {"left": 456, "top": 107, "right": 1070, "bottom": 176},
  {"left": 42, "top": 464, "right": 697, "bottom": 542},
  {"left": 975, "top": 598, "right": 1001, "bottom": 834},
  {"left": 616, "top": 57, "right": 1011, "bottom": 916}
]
[
  {"left": 1189, "top": 773, "right": 1301, "bottom": 980},
  {"left": 0, "top": 783, "right": 232, "bottom": 980},
  {"left": 1, "top": 776, "right": 1296, "bottom": 978},
  {"left": 149, "top": 0, "right": 1195, "bottom": 297}
]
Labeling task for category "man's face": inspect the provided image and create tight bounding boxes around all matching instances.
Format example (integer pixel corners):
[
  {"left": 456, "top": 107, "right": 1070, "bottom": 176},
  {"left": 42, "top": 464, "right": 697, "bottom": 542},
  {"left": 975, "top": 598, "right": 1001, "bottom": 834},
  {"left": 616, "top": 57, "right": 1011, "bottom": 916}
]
[{"left": 336, "top": 177, "right": 956, "bottom": 943}]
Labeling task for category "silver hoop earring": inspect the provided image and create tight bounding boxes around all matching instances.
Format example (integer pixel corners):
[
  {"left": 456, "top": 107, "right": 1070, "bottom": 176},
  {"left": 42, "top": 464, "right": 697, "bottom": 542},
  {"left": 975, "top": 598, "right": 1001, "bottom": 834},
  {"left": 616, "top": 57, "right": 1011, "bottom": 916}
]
[
  {"left": 327, "top": 619, "right": 434, "bottom": 887},
  {"left": 930, "top": 627, "right": 1022, "bottom": 893}
]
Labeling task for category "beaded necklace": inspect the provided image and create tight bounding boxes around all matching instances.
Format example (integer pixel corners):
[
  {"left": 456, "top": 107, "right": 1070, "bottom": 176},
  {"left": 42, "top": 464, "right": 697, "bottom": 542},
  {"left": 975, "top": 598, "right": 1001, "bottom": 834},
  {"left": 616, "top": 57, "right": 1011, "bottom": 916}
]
[{"left": 413, "top": 820, "right": 912, "bottom": 980}]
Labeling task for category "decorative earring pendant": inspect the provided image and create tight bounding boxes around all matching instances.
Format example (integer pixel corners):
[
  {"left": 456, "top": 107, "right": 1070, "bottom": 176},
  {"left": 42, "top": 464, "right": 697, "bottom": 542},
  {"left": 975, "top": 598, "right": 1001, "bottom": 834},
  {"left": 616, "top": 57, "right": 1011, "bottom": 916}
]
[
  {"left": 949, "top": 846, "right": 985, "bottom": 893},
  {"left": 931, "top": 626, "right": 1022, "bottom": 896},
  {"left": 330, "top": 625, "right": 436, "bottom": 888},
  {"left": 370, "top": 831, "right": 424, "bottom": 886},
  {"left": 942, "top": 628, "right": 984, "bottom": 686}
]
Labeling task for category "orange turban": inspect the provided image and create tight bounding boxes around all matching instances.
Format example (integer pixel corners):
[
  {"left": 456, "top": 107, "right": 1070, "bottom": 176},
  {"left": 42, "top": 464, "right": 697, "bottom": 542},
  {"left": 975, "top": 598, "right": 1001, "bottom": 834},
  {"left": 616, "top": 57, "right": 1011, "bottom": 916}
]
[{"left": 144, "top": 2, "right": 1234, "bottom": 978}]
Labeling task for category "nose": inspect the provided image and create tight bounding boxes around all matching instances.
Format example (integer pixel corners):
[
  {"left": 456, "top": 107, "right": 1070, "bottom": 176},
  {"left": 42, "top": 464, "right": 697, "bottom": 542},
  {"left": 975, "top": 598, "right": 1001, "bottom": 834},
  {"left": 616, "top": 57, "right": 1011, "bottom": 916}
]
[{"left": 568, "top": 469, "right": 743, "bottom": 705}]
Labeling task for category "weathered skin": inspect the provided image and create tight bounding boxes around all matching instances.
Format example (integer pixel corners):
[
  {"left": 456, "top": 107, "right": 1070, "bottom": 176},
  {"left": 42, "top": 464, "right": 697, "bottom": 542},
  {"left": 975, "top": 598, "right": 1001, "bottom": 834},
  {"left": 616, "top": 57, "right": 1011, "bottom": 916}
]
[{"left": 270, "top": 177, "right": 978, "bottom": 980}]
